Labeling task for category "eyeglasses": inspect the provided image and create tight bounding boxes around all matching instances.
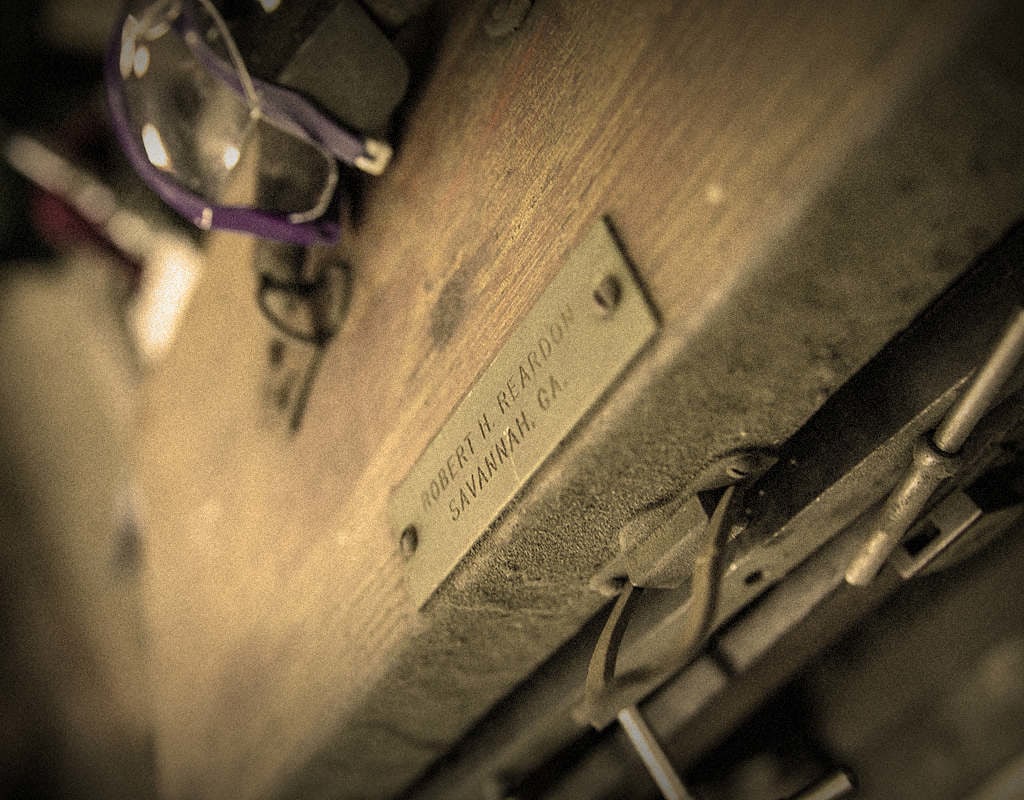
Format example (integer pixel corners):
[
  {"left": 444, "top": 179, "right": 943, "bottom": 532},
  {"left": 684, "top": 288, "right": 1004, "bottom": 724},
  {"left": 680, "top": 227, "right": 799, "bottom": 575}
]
[{"left": 105, "top": 0, "right": 393, "bottom": 245}]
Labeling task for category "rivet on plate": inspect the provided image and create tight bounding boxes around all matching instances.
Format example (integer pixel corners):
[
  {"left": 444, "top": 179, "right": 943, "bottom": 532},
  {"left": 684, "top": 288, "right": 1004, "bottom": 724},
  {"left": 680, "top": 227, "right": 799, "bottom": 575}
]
[{"left": 400, "top": 525, "right": 419, "bottom": 558}]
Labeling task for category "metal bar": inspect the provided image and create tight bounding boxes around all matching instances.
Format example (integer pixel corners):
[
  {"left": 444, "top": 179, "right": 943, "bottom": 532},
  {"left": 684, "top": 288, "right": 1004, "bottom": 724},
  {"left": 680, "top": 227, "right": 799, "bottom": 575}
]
[
  {"left": 786, "top": 770, "right": 856, "bottom": 800},
  {"left": 844, "top": 440, "right": 958, "bottom": 586},
  {"left": 846, "top": 305, "right": 1024, "bottom": 585},
  {"left": 616, "top": 705, "right": 695, "bottom": 800},
  {"left": 934, "top": 306, "right": 1024, "bottom": 453}
]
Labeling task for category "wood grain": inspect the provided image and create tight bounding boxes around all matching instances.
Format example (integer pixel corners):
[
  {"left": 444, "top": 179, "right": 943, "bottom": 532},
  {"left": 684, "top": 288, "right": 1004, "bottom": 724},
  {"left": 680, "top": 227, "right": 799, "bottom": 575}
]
[{"left": 134, "top": 1, "right": 1024, "bottom": 797}]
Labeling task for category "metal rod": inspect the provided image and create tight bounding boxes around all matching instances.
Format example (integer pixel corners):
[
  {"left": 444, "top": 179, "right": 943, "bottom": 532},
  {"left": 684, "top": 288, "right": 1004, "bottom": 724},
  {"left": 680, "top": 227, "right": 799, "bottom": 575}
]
[
  {"left": 934, "top": 306, "right": 1024, "bottom": 454},
  {"left": 617, "top": 705, "right": 695, "bottom": 800},
  {"left": 847, "top": 305, "right": 1024, "bottom": 585},
  {"left": 787, "top": 769, "right": 856, "bottom": 800},
  {"left": 845, "top": 440, "right": 957, "bottom": 586}
]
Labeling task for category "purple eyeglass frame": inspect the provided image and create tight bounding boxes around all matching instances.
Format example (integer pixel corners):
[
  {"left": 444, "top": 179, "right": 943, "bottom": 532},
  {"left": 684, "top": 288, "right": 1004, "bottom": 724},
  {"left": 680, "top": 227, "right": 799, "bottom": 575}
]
[{"left": 105, "top": 2, "right": 389, "bottom": 245}]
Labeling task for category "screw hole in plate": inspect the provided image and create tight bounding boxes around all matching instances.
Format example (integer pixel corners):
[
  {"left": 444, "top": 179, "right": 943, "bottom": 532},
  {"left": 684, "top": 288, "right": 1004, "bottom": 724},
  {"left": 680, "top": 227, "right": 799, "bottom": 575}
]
[{"left": 400, "top": 525, "right": 419, "bottom": 558}]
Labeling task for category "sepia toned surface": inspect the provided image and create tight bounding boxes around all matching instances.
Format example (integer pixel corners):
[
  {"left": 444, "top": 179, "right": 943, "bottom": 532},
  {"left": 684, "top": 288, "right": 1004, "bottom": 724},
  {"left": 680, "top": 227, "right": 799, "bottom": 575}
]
[
  {"left": 390, "top": 219, "right": 659, "bottom": 607},
  {"left": 134, "top": 1, "right": 1024, "bottom": 797}
]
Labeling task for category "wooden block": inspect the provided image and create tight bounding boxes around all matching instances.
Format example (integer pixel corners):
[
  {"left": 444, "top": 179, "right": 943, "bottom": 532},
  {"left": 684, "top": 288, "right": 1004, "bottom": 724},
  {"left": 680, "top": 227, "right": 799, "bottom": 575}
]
[{"left": 135, "top": 1, "right": 1024, "bottom": 797}]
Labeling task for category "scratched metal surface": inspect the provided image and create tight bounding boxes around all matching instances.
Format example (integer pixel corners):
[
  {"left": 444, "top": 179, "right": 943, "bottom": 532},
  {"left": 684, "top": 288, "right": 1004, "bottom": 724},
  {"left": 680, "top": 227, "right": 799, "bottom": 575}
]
[{"left": 133, "top": 1, "right": 1024, "bottom": 798}]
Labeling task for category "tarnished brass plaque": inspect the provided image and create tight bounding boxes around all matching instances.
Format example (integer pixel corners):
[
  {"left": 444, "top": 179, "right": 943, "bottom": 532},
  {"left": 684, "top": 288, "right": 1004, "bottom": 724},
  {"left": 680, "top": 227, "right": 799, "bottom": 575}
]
[{"left": 391, "top": 220, "right": 658, "bottom": 607}]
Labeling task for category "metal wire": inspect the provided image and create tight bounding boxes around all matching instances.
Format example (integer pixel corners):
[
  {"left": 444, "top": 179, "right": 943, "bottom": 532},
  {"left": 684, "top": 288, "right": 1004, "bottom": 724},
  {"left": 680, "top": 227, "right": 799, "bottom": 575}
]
[
  {"left": 617, "top": 706, "right": 695, "bottom": 800},
  {"left": 934, "top": 306, "right": 1024, "bottom": 453}
]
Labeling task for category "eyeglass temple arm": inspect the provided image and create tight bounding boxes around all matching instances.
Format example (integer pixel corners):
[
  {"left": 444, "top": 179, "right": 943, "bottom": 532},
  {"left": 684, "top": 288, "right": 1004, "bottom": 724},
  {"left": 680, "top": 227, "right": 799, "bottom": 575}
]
[{"left": 355, "top": 138, "right": 392, "bottom": 175}]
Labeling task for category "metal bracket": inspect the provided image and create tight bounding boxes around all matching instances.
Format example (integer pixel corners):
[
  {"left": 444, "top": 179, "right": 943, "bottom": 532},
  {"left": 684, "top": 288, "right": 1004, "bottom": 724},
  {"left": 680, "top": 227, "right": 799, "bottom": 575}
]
[
  {"left": 846, "top": 305, "right": 1024, "bottom": 585},
  {"left": 889, "top": 490, "right": 983, "bottom": 579},
  {"left": 891, "top": 488, "right": 1024, "bottom": 580}
]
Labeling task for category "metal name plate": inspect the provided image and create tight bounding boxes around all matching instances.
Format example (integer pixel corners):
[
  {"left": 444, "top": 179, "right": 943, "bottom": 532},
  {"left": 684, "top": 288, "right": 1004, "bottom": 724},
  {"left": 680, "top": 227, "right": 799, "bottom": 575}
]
[{"left": 391, "top": 220, "right": 659, "bottom": 607}]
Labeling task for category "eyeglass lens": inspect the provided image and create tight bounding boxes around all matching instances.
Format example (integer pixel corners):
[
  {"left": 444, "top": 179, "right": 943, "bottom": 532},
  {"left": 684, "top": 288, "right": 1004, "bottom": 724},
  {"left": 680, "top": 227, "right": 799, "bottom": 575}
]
[{"left": 118, "top": 0, "right": 339, "bottom": 222}]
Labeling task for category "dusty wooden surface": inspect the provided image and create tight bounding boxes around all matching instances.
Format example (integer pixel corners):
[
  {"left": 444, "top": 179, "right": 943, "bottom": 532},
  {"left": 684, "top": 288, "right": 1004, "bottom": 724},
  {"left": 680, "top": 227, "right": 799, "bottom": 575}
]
[{"left": 135, "top": 1, "right": 1024, "bottom": 797}]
